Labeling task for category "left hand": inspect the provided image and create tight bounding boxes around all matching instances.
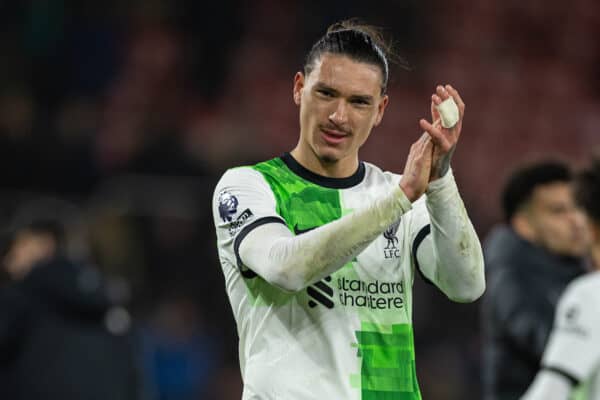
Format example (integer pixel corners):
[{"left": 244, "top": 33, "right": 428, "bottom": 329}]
[{"left": 419, "top": 84, "right": 465, "bottom": 181}]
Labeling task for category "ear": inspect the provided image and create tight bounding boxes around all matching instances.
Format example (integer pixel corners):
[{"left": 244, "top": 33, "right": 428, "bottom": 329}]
[
  {"left": 511, "top": 213, "right": 536, "bottom": 242},
  {"left": 373, "top": 94, "right": 389, "bottom": 127},
  {"left": 293, "top": 72, "right": 304, "bottom": 106}
]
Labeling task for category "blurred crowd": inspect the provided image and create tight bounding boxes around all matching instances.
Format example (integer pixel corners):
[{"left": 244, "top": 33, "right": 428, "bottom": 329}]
[{"left": 0, "top": 1, "right": 598, "bottom": 399}]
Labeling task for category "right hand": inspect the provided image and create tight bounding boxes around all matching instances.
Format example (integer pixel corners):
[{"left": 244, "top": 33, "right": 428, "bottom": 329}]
[{"left": 399, "top": 133, "right": 434, "bottom": 202}]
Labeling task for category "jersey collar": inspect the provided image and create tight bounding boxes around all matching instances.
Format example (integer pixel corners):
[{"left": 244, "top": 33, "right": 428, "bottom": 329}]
[{"left": 280, "top": 153, "right": 365, "bottom": 189}]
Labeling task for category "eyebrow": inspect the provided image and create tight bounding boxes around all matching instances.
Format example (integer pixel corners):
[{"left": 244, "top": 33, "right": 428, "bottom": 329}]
[
  {"left": 314, "top": 82, "right": 375, "bottom": 103},
  {"left": 314, "top": 82, "right": 339, "bottom": 95},
  {"left": 349, "top": 94, "right": 374, "bottom": 104}
]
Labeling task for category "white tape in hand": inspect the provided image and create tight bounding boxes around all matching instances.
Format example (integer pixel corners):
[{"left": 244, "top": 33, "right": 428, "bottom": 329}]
[{"left": 436, "top": 97, "right": 460, "bottom": 128}]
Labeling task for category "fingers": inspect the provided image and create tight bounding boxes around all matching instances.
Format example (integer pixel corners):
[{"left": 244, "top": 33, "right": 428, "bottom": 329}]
[
  {"left": 413, "top": 133, "right": 433, "bottom": 172},
  {"left": 407, "top": 134, "right": 425, "bottom": 163},
  {"left": 431, "top": 84, "right": 458, "bottom": 123},
  {"left": 430, "top": 86, "right": 446, "bottom": 120},
  {"left": 401, "top": 133, "right": 434, "bottom": 201},
  {"left": 419, "top": 119, "right": 451, "bottom": 151},
  {"left": 431, "top": 84, "right": 465, "bottom": 116},
  {"left": 428, "top": 84, "right": 464, "bottom": 146},
  {"left": 415, "top": 133, "right": 431, "bottom": 157},
  {"left": 406, "top": 135, "right": 421, "bottom": 173},
  {"left": 407, "top": 133, "right": 430, "bottom": 173},
  {"left": 445, "top": 84, "right": 465, "bottom": 116},
  {"left": 436, "top": 85, "right": 450, "bottom": 101},
  {"left": 431, "top": 94, "right": 442, "bottom": 106},
  {"left": 420, "top": 134, "right": 434, "bottom": 162}
]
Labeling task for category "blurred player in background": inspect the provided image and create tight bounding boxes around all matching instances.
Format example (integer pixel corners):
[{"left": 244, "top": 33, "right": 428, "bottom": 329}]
[
  {"left": 0, "top": 205, "right": 139, "bottom": 400},
  {"left": 212, "top": 20, "right": 485, "bottom": 399},
  {"left": 481, "top": 161, "right": 590, "bottom": 400},
  {"left": 521, "top": 157, "right": 600, "bottom": 400}
]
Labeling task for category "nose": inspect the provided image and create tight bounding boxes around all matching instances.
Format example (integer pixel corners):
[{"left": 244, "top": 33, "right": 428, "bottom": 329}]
[{"left": 329, "top": 100, "right": 349, "bottom": 125}]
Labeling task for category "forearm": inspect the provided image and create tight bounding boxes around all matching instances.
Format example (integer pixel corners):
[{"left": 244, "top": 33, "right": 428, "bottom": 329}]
[
  {"left": 431, "top": 146, "right": 455, "bottom": 181},
  {"left": 239, "top": 185, "right": 412, "bottom": 292},
  {"left": 424, "top": 169, "right": 485, "bottom": 302}
]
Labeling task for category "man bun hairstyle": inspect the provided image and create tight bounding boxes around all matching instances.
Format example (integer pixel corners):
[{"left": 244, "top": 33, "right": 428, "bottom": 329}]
[
  {"left": 304, "top": 19, "right": 405, "bottom": 95},
  {"left": 502, "top": 160, "right": 572, "bottom": 222},
  {"left": 575, "top": 156, "right": 600, "bottom": 224}
]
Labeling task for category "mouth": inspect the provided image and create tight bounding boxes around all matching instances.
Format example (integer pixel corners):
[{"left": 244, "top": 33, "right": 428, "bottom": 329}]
[{"left": 320, "top": 127, "right": 349, "bottom": 145}]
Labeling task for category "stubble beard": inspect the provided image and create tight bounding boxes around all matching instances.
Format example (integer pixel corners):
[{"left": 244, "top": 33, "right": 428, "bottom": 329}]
[{"left": 318, "top": 152, "right": 340, "bottom": 164}]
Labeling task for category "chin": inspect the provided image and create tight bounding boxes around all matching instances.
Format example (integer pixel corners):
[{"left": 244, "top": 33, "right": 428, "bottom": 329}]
[
  {"left": 559, "top": 247, "right": 587, "bottom": 258},
  {"left": 314, "top": 146, "right": 344, "bottom": 164},
  {"left": 319, "top": 153, "right": 340, "bottom": 164}
]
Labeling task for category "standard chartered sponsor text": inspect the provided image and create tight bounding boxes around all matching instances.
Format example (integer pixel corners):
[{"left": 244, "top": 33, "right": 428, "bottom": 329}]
[{"left": 337, "top": 277, "right": 405, "bottom": 309}]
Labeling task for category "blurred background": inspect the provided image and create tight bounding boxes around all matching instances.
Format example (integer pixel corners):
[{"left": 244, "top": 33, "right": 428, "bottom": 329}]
[{"left": 0, "top": 0, "right": 598, "bottom": 399}]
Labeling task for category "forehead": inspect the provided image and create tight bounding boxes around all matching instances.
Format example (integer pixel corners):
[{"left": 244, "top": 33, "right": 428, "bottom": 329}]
[
  {"left": 307, "top": 53, "right": 383, "bottom": 96},
  {"left": 531, "top": 182, "right": 573, "bottom": 207}
]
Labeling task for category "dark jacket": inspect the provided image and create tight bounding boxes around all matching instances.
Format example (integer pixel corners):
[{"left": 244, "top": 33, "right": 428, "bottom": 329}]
[
  {"left": 0, "top": 257, "right": 139, "bottom": 400},
  {"left": 481, "top": 226, "right": 586, "bottom": 400}
]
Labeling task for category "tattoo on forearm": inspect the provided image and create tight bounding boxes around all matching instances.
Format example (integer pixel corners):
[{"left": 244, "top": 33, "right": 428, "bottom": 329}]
[{"left": 434, "top": 146, "right": 456, "bottom": 178}]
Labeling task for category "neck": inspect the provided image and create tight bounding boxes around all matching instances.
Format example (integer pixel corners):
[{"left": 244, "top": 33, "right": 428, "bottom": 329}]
[{"left": 290, "top": 144, "right": 359, "bottom": 178}]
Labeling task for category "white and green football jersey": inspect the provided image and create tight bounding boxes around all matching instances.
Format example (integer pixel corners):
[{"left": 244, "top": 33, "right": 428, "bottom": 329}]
[
  {"left": 213, "top": 153, "right": 434, "bottom": 400},
  {"left": 542, "top": 272, "right": 600, "bottom": 400}
]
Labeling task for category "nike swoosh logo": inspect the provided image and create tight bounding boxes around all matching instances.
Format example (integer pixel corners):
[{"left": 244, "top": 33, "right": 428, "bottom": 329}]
[{"left": 294, "top": 224, "right": 316, "bottom": 235}]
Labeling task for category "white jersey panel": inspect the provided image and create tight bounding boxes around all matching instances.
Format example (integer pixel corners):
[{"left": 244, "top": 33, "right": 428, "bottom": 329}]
[{"left": 543, "top": 272, "right": 600, "bottom": 399}]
